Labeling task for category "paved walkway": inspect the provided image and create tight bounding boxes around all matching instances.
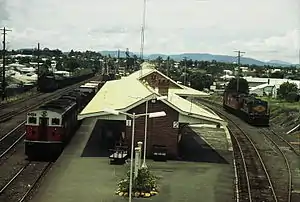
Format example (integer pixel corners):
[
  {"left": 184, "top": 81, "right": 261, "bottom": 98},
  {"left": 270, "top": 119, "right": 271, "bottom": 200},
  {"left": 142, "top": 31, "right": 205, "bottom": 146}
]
[{"left": 30, "top": 119, "right": 234, "bottom": 202}]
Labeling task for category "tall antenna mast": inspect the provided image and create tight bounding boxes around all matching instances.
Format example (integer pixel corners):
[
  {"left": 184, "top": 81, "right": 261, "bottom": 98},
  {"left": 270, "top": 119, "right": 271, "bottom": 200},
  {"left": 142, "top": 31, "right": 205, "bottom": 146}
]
[
  {"left": 140, "top": 0, "right": 147, "bottom": 60},
  {"left": 139, "top": 0, "right": 147, "bottom": 78}
]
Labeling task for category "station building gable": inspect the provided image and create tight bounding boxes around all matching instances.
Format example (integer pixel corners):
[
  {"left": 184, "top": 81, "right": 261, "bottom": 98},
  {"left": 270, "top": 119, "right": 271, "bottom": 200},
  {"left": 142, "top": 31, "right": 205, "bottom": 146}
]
[
  {"left": 125, "top": 99, "right": 180, "bottom": 158},
  {"left": 140, "top": 71, "right": 182, "bottom": 91}
]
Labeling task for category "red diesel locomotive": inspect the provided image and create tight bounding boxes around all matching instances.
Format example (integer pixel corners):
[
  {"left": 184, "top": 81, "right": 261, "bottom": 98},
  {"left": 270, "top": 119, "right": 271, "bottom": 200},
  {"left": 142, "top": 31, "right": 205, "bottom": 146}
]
[{"left": 25, "top": 82, "right": 101, "bottom": 160}]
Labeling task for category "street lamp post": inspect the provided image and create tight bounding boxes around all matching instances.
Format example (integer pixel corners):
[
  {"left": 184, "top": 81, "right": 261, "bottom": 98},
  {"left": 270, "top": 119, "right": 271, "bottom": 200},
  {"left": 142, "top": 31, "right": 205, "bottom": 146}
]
[
  {"left": 103, "top": 108, "right": 166, "bottom": 202},
  {"left": 142, "top": 95, "right": 167, "bottom": 168}
]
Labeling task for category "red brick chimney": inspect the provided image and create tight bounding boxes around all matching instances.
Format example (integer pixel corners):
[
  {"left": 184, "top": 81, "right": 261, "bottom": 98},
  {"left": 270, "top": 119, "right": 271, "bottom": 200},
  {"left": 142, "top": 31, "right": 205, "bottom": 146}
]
[{"left": 157, "top": 78, "right": 170, "bottom": 96}]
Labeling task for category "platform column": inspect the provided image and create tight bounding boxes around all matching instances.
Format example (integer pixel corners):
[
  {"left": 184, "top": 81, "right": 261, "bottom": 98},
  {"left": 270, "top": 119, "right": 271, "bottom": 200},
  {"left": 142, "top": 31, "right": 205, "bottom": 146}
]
[
  {"left": 134, "top": 147, "right": 141, "bottom": 178},
  {"left": 137, "top": 141, "right": 143, "bottom": 168}
]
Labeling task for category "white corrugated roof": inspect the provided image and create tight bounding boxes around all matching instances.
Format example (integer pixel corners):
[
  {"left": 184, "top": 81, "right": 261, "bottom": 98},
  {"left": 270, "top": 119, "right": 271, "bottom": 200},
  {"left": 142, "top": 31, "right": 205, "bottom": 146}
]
[
  {"left": 79, "top": 77, "right": 153, "bottom": 116},
  {"left": 78, "top": 62, "right": 225, "bottom": 125},
  {"left": 166, "top": 93, "right": 225, "bottom": 124}
]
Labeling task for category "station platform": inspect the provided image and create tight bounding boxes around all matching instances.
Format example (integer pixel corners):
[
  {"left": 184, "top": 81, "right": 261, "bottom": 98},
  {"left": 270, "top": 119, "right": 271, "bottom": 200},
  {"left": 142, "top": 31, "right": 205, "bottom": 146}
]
[
  {"left": 188, "top": 124, "right": 233, "bottom": 163},
  {"left": 30, "top": 119, "right": 234, "bottom": 202}
]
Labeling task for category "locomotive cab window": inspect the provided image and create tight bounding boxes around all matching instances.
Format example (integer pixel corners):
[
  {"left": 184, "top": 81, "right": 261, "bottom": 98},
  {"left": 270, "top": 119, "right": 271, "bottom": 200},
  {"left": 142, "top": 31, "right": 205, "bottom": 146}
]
[
  {"left": 52, "top": 118, "right": 60, "bottom": 125},
  {"left": 28, "top": 117, "right": 37, "bottom": 124}
]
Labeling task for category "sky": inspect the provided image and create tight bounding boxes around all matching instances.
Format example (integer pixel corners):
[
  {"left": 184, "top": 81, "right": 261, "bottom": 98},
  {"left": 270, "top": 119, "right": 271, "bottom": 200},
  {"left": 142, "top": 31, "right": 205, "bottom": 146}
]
[{"left": 0, "top": 0, "right": 299, "bottom": 63}]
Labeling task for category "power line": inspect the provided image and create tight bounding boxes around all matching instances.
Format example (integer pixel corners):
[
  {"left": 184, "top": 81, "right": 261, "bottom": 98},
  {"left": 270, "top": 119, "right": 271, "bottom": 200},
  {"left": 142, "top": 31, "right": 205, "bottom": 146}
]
[
  {"left": 1, "top": 27, "right": 12, "bottom": 101},
  {"left": 234, "top": 50, "right": 245, "bottom": 92}
]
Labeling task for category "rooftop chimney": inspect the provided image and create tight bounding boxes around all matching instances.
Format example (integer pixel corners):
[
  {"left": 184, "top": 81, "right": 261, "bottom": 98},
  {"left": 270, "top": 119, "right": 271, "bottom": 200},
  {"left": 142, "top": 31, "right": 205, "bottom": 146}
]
[{"left": 157, "top": 78, "right": 170, "bottom": 96}]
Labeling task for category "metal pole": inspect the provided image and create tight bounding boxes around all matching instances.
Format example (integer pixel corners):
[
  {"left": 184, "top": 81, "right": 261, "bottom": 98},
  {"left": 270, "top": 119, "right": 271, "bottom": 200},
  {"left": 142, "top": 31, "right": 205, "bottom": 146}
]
[
  {"left": 167, "top": 57, "right": 170, "bottom": 76},
  {"left": 1, "top": 27, "right": 12, "bottom": 100},
  {"left": 142, "top": 100, "right": 148, "bottom": 168},
  {"left": 237, "top": 52, "right": 240, "bottom": 92},
  {"left": 184, "top": 57, "right": 187, "bottom": 86},
  {"left": 1, "top": 32, "right": 5, "bottom": 101},
  {"left": 37, "top": 43, "right": 40, "bottom": 78},
  {"left": 129, "top": 112, "right": 135, "bottom": 202},
  {"left": 140, "top": 0, "right": 147, "bottom": 60},
  {"left": 234, "top": 50, "right": 245, "bottom": 92}
]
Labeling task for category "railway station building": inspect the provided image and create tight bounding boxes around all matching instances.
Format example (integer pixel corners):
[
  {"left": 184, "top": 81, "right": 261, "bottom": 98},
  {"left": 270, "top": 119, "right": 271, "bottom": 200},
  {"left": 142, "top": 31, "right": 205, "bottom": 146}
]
[{"left": 77, "top": 62, "right": 230, "bottom": 159}]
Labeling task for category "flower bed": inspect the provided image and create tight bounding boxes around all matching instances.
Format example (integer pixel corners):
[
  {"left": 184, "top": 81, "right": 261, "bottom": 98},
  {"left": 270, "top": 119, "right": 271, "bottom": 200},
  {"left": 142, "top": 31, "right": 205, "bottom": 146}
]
[{"left": 115, "top": 167, "right": 159, "bottom": 198}]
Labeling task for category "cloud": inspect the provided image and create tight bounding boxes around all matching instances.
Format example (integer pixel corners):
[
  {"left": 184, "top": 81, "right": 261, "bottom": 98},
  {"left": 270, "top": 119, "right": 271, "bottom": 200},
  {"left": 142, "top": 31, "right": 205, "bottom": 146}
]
[
  {"left": 0, "top": 0, "right": 9, "bottom": 23},
  {"left": 1, "top": 0, "right": 299, "bottom": 63},
  {"left": 223, "top": 29, "right": 299, "bottom": 62}
]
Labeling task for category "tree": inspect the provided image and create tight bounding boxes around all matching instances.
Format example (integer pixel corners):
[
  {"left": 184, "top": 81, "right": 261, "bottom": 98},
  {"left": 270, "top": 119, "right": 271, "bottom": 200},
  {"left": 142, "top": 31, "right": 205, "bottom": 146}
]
[
  {"left": 277, "top": 82, "right": 298, "bottom": 100},
  {"left": 65, "top": 59, "right": 80, "bottom": 72},
  {"left": 189, "top": 72, "right": 213, "bottom": 91},
  {"left": 226, "top": 78, "right": 249, "bottom": 94},
  {"left": 56, "top": 60, "right": 64, "bottom": 71},
  {"left": 270, "top": 71, "right": 284, "bottom": 79}
]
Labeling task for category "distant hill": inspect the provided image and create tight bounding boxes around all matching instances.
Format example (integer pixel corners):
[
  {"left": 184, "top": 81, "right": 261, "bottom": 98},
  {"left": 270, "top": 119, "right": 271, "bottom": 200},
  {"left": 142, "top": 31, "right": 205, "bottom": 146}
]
[
  {"left": 267, "top": 60, "right": 292, "bottom": 65},
  {"left": 100, "top": 51, "right": 295, "bottom": 67}
]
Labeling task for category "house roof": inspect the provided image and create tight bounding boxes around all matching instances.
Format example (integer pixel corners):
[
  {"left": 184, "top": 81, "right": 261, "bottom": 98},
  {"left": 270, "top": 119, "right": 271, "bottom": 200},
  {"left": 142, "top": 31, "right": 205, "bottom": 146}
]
[{"left": 78, "top": 62, "right": 226, "bottom": 125}]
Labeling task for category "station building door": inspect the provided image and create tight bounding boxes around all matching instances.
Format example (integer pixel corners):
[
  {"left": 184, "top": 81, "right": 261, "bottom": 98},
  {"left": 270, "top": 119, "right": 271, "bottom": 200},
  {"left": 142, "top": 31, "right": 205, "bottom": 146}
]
[{"left": 100, "top": 120, "right": 126, "bottom": 150}]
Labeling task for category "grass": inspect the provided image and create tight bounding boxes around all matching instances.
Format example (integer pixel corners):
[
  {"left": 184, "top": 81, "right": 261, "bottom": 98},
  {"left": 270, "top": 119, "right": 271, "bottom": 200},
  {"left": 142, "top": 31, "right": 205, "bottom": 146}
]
[
  {"left": 0, "top": 88, "right": 37, "bottom": 104},
  {"left": 260, "top": 96, "right": 300, "bottom": 111}
]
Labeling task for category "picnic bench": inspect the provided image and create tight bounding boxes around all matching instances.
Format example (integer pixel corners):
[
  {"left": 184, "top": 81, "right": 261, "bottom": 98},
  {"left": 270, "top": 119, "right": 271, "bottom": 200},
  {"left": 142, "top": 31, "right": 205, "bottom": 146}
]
[{"left": 109, "top": 146, "right": 128, "bottom": 165}]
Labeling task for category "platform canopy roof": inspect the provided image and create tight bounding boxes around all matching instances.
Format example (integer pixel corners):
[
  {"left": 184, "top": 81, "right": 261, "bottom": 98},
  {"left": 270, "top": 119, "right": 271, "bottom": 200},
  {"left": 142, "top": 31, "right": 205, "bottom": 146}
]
[{"left": 78, "top": 62, "right": 226, "bottom": 126}]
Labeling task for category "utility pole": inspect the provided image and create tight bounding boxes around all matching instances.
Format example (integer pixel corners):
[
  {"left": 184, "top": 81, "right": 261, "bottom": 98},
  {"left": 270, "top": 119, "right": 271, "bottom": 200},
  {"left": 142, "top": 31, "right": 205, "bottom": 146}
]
[
  {"left": 183, "top": 57, "right": 187, "bottom": 86},
  {"left": 166, "top": 56, "right": 170, "bottom": 77},
  {"left": 1, "top": 27, "right": 12, "bottom": 101},
  {"left": 234, "top": 50, "right": 245, "bottom": 93},
  {"left": 117, "top": 49, "right": 120, "bottom": 75},
  {"left": 37, "top": 43, "right": 40, "bottom": 78},
  {"left": 106, "top": 57, "right": 109, "bottom": 75},
  {"left": 126, "top": 48, "right": 130, "bottom": 75}
]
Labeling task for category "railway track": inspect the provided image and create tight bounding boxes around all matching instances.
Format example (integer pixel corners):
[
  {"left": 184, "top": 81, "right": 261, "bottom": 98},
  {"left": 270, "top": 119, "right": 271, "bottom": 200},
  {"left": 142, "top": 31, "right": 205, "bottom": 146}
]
[
  {"left": 0, "top": 91, "right": 43, "bottom": 110},
  {"left": 199, "top": 97, "right": 300, "bottom": 201},
  {"left": 0, "top": 161, "right": 52, "bottom": 202},
  {"left": 0, "top": 76, "right": 99, "bottom": 123},
  {"left": 259, "top": 128, "right": 300, "bottom": 202},
  {"left": 0, "top": 121, "right": 26, "bottom": 159},
  {"left": 0, "top": 76, "right": 101, "bottom": 158},
  {"left": 229, "top": 122, "right": 277, "bottom": 202},
  {"left": 194, "top": 99, "right": 285, "bottom": 201}
]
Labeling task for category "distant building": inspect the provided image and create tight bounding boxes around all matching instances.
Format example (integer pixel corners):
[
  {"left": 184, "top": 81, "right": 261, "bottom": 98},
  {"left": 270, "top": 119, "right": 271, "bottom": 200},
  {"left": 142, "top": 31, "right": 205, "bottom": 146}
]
[{"left": 54, "top": 70, "right": 70, "bottom": 77}]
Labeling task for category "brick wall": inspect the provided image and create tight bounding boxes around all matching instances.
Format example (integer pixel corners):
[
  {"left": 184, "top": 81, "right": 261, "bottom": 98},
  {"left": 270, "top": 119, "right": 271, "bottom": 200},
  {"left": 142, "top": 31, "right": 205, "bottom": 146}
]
[{"left": 125, "top": 99, "right": 179, "bottom": 158}]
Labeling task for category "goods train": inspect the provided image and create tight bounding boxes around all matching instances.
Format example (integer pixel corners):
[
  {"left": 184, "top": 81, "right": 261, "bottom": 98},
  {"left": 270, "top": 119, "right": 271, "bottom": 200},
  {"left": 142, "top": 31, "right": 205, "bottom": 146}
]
[
  {"left": 223, "top": 91, "right": 270, "bottom": 126},
  {"left": 37, "top": 72, "right": 95, "bottom": 92},
  {"left": 24, "top": 80, "right": 106, "bottom": 160}
]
